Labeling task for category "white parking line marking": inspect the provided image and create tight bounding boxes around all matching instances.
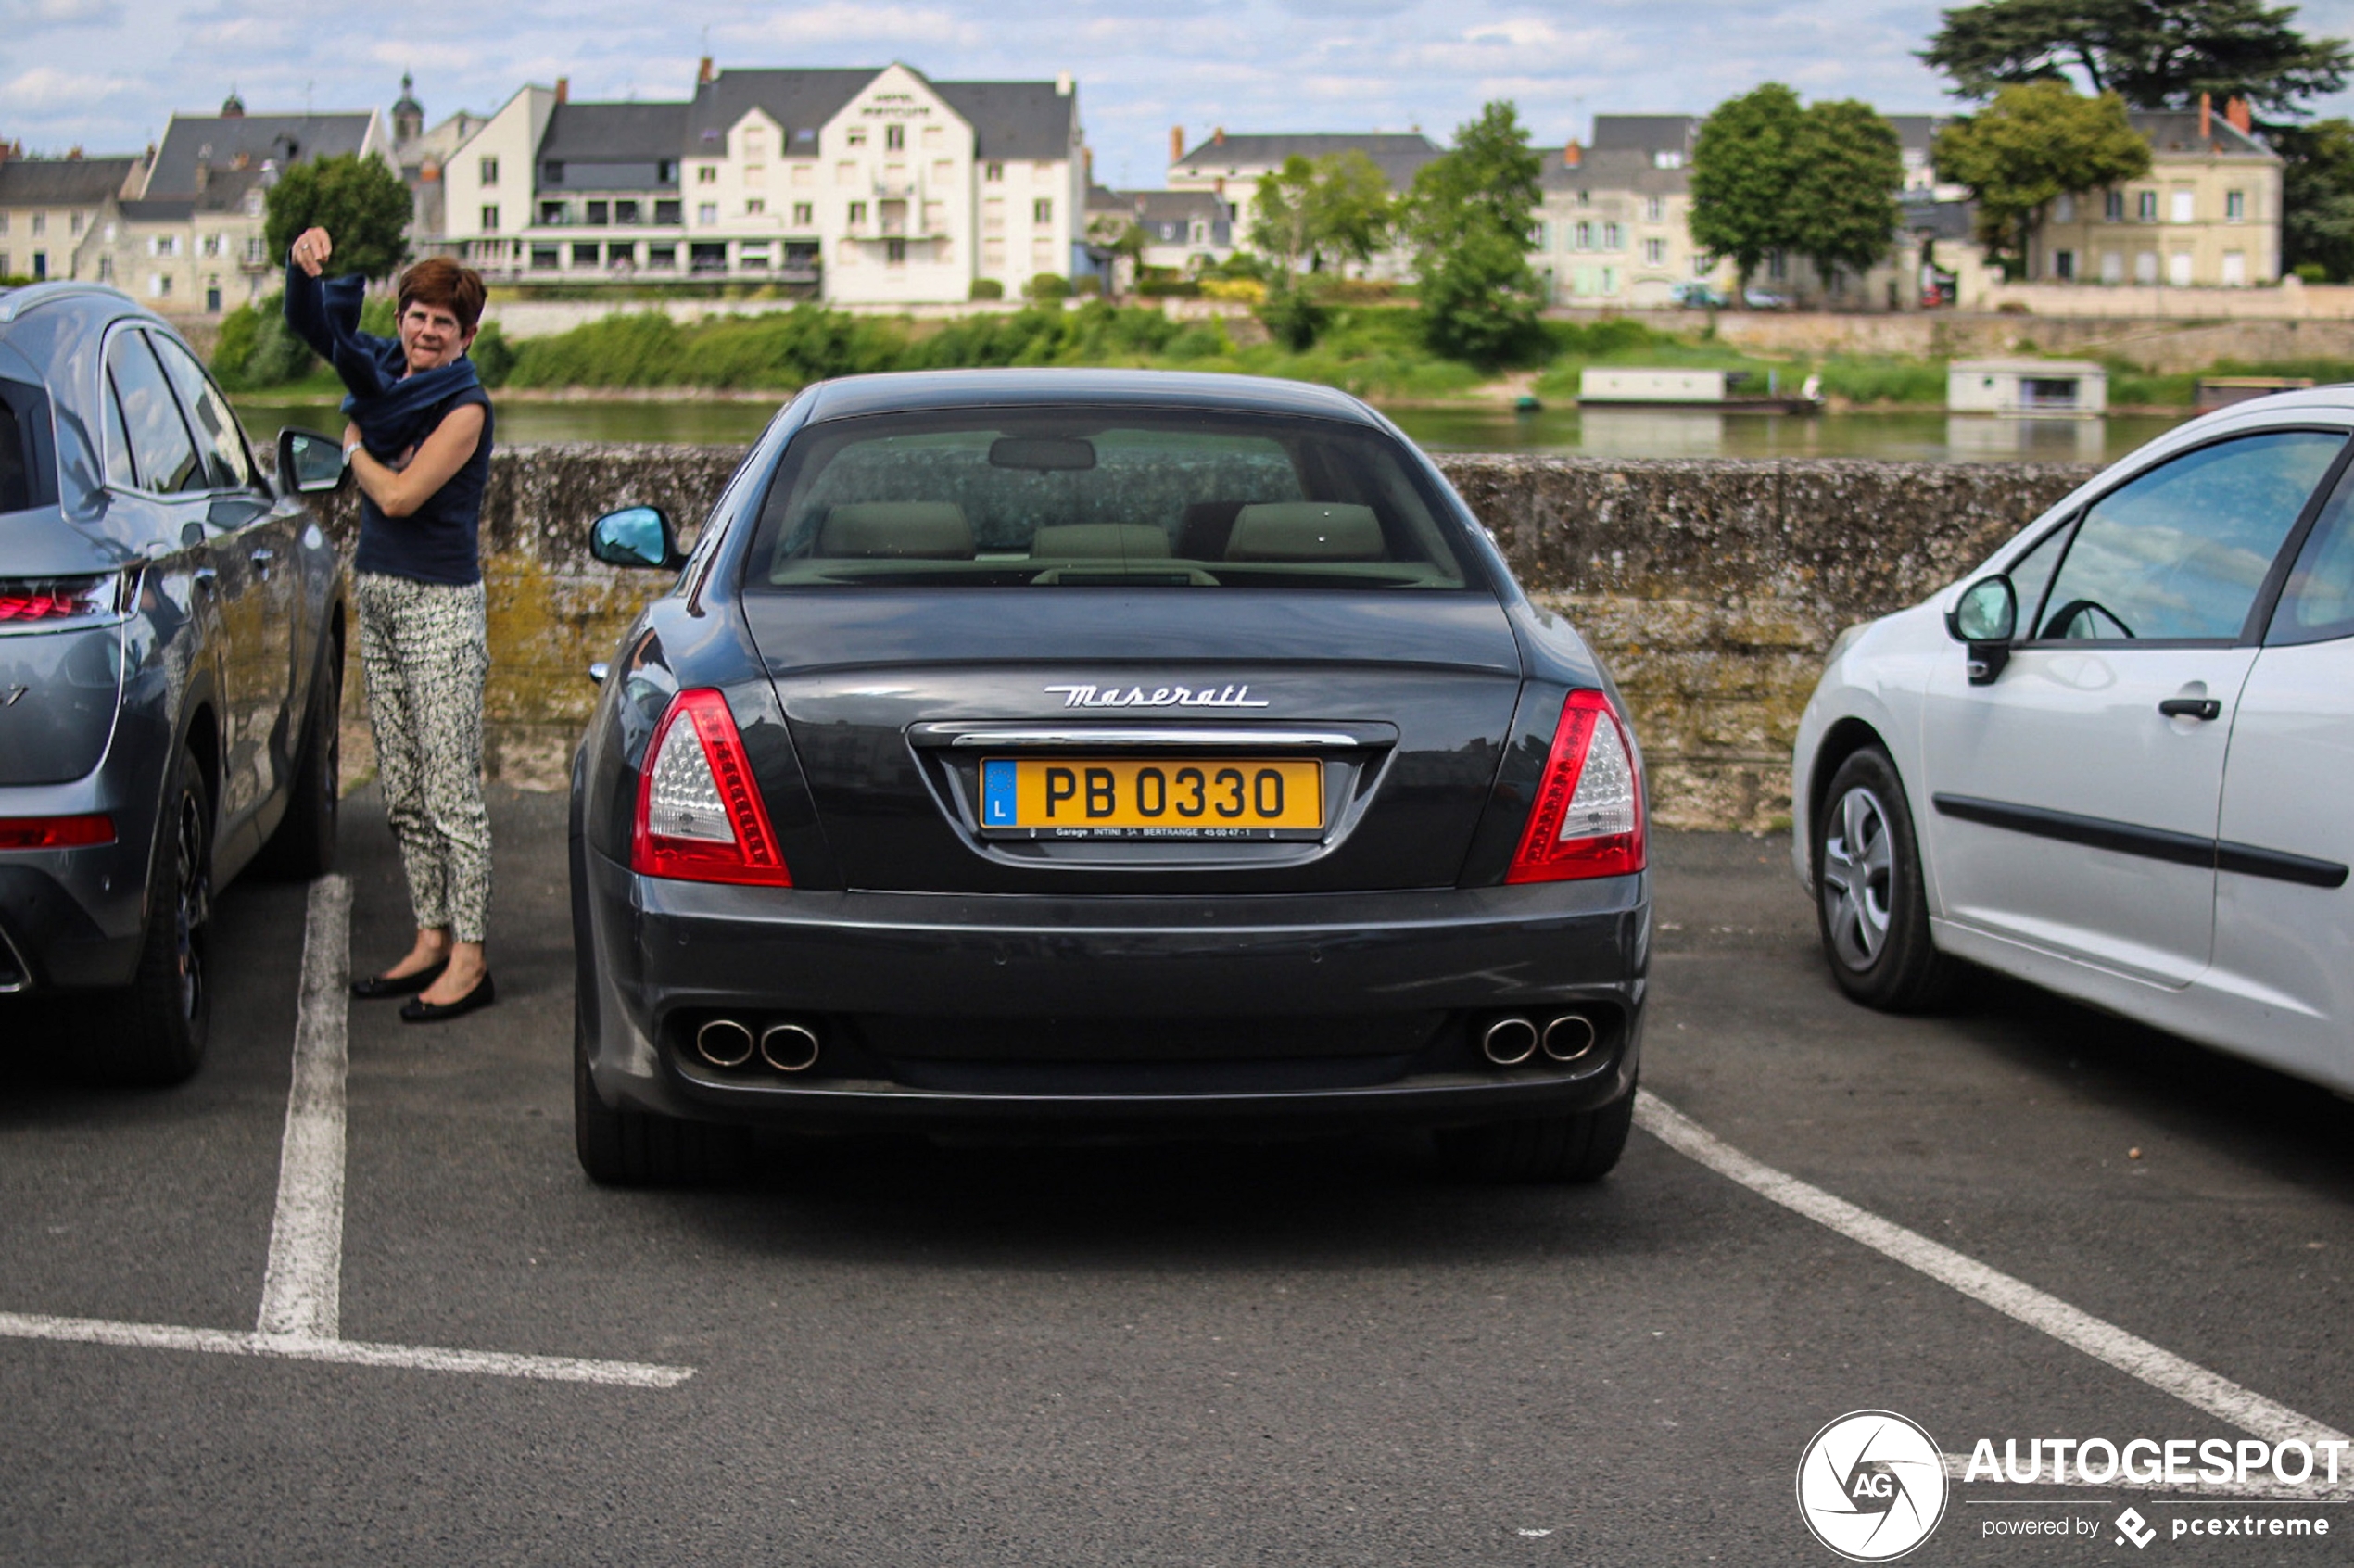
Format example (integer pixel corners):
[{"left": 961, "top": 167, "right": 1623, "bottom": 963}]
[
  {"left": 256, "top": 873, "right": 350, "bottom": 1341},
  {"left": 0, "top": 873, "right": 695, "bottom": 1389},
  {"left": 1938, "top": 1452, "right": 2354, "bottom": 1502},
  {"left": 1633, "top": 1090, "right": 2347, "bottom": 1448},
  {"left": 0, "top": 1311, "right": 693, "bottom": 1387}
]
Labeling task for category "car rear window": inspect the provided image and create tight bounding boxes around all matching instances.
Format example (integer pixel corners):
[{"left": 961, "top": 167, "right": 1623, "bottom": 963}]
[{"left": 744, "top": 408, "right": 1475, "bottom": 590}]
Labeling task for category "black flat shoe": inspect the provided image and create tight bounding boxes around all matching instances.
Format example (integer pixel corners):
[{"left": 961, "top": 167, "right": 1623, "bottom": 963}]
[
  {"left": 351, "top": 960, "right": 447, "bottom": 1000},
  {"left": 399, "top": 971, "right": 495, "bottom": 1024}
]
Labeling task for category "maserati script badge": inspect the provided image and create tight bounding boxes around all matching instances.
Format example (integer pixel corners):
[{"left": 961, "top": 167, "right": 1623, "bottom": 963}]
[{"left": 1044, "top": 683, "right": 1270, "bottom": 710}]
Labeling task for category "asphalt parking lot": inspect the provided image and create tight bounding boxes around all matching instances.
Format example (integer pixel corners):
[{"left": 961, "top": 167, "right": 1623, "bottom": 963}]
[{"left": 1, "top": 787, "right": 2348, "bottom": 1565}]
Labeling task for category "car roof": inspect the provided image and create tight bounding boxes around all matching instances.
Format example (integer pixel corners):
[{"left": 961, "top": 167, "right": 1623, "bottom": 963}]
[{"left": 797, "top": 368, "right": 1385, "bottom": 427}]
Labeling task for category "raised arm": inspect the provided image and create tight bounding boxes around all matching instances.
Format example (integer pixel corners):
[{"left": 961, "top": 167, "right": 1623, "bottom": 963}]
[{"left": 281, "top": 227, "right": 339, "bottom": 361}]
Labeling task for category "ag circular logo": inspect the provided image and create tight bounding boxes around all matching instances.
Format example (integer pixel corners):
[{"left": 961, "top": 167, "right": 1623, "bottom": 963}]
[{"left": 1796, "top": 1410, "right": 1949, "bottom": 1562}]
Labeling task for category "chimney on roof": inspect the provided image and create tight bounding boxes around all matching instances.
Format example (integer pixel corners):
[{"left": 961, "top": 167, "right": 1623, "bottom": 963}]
[
  {"left": 2200, "top": 91, "right": 2212, "bottom": 141},
  {"left": 194, "top": 161, "right": 209, "bottom": 194},
  {"left": 698, "top": 56, "right": 714, "bottom": 86},
  {"left": 1056, "top": 71, "right": 1072, "bottom": 97},
  {"left": 68, "top": 145, "right": 83, "bottom": 161},
  {"left": 1212, "top": 126, "right": 1224, "bottom": 146},
  {"left": 2227, "top": 96, "right": 2252, "bottom": 134},
  {"left": 555, "top": 77, "right": 569, "bottom": 105},
  {"left": 1563, "top": 139, "right": 1581, "bottom": 168},
  {"left": 1171, "top": 126, "right": 1183, "bottom": 164}
]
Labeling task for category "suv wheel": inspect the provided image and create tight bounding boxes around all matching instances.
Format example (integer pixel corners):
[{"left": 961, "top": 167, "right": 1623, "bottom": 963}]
[
  {"left": 254, "top": 645, "right": 340, "bottom": 879},
  {"left": 1815, "top": 746, "right": 1951, "bottom": 1011},
  {"left": 92, "top": 746, "right": 213, "bottom": 1086}
]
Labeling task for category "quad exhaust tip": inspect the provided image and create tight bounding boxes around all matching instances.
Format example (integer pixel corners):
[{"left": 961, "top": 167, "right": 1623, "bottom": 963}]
[
  {"left": 760, "top": 1021, "right": 821, "bottom": 1073},
  {"left": 1481, "top": 1016, "right": 1538, "bottom": 1066},
  {"left": 694, "top": 1018, "right": 755, "bottom": 1069}
]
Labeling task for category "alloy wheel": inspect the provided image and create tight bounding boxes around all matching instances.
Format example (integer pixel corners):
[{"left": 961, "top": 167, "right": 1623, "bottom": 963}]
[
  {"left": 171, "top": 788, "right": 209, "bottom": 1023},
  {"left": 1821, "top": 784, "right": 1894, "bottom": 971}
]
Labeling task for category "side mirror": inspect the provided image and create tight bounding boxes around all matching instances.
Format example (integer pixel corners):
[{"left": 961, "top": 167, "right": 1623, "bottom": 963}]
[
  {"left": 588, "top": 505, "right": 685, "bottom": 570},
  {"left": 277, "top": 427, "right": 348, "bottom": 496},
  {"left": 1946, "top": 575, "right": 2018, "bottom": 686}
]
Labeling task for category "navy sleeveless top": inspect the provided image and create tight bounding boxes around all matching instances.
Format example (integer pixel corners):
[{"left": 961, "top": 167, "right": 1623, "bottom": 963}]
[{"left": 351, "top": 389, "right": 494, "bottom": 586}]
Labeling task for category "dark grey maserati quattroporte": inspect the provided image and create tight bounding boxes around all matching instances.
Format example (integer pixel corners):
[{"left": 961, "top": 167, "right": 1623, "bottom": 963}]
[
  {"left": 572, "top": 370, "right": 1648, "bottom": 1183},
  {"left": 0, "top": 284, "right": 347, "bottom": 1082}
]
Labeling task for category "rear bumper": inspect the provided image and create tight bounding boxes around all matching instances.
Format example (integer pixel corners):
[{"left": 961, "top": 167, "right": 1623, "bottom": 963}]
[
  {"left": 0, "top": 765, "right": 170, "bottom": 993},
  {"left": 576, "top": 842, "right": 1649, "bottom": 1132}
]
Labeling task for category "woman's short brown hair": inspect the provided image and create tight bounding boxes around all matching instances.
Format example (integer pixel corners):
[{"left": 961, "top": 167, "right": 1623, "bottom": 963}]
[{"left": 396, "top": 256, "right": 487, "bottom": 335}]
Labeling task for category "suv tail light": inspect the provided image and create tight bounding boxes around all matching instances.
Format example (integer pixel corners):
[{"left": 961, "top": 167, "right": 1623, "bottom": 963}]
[
  {"left": 0, "top": 571, "right": 134, "bottom": 626},
  {"left": 0, "top": 814, "right": 115, "bottom": 850},
  {"left": 1505, "top": 689, "right": 1645, "bottom": 883},
  {"left": 631, "top": 689, "right": 791, "bottom": 886}
]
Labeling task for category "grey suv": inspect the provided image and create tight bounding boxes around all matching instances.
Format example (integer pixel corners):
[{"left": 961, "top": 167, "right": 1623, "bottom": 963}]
[{"left": 0, "top": 283, "right": 346, "bottom": 1082}]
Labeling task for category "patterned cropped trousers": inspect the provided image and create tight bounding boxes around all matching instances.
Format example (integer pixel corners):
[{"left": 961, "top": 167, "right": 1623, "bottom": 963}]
[{"left": 353, "top": 573, "right": 493, "bottom": 943}]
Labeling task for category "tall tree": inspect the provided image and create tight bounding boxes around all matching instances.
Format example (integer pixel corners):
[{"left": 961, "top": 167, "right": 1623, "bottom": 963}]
[
  {"left": 263, "top": 153, "right": 413, "bottom": 279},
  {"left": 1689, "top": 83, "right": 1806, "bottom": 300},
  {"left": 2274, "top": 118, "right": 2354, "bottom": 278},
  {"left": 1932, "top": 81, "right": 2153, "bottom": 274},
  {"left": 1249, "top": 151, "right": 1395, "bottom": 280},
  {"left": 1789, "top": 101, "right": 1908, "bottom": 290},
  {"left": 1401, "top": 102, "right": 1545, "bottom": 362},
  {"left": 1922, "top": 0, "right": 2350, "bottom": 118}
]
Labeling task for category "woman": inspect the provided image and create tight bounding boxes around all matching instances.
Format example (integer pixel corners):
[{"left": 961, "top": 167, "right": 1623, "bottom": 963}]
[{"left": 284, "top": 227, "right": 497, "bottom": 1022}]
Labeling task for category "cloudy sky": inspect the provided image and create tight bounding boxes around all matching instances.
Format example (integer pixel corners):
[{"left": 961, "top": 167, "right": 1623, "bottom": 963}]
[{"left": 10, "top": 0, "right": 2354, "bottom": 184}]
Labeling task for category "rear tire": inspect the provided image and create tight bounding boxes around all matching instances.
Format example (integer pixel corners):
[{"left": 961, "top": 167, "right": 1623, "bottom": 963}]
[
  {"left": 1436, "top": 1085, "right": 1635, "bottom": 1183},
  {"left": 91, "top": 747, "right": 213, "bottom": 1087},
  {"left": 1814, "top": 746, "right": 1951, "bottom": 1011},
  {"left": 252, "top": 645, "right": 340, "bottom": 880},
  {"left": 574, "top": 1007, "right": 747, "bottom": 1185}
]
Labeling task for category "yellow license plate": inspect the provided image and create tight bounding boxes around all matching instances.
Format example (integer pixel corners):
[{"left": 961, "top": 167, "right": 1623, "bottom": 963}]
[{"left": 980, "top": 757, "right": 1324, "bottom": 839}]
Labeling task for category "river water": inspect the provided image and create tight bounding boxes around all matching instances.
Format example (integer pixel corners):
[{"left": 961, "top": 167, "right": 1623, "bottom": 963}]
[{"left": 234, "top": 396, "right": 2187, "bottom": 464}]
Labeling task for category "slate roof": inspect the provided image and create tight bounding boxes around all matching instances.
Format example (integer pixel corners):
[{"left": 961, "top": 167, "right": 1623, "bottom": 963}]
[
  {"left": 0, "top": 157, "right": 141, "bottom": 207},
  {"left": 1542, "top": 147, "right": 1688, "bottom": 196},
  {"left": 1171, "top": 133, "right": 1439, "bottom": 194},
  {"left": 931, "top": 80, "right": 1076, "bottom": 160},
  {"left": 542, "top": 101, "right": 689, "bottom": 164},
  {"left": 687, "top": 69, "right": 873, "bottom": 154},
  {"left": 149, "top": 112, "right": 375, "bottom": 197},
  {"left": 1885, "top": 114, "right": 1955, "bottom": 154},
  {"left": 2132, "top": 109, "right": 2274, "bottom": 158},
  {"left": 1588, "top": 116, "right": 1694, "bottom": 156},
  {"left": 114, "top": 167, "right": 270, "bottom": 223},
  {"left": 1122, "top": 188, "right": 1231, "bottom": 222}
]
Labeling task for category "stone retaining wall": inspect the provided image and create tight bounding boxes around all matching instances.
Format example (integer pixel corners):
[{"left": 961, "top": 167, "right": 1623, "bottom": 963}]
[{"left": 322, "top": 446, "right": 2100, "bottom": 828}]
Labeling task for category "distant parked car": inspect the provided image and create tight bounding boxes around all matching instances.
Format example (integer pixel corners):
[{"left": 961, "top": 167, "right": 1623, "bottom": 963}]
[
  {"left": 1741, "top": 288, "right": 1791, "bottom": 310},
  {"left": 1792, "top": 391, "right": 2354, "bottom": 1095},
  {"left": 570, "top": 369, "right": 1649, "bottom": 1185},
  {"left": 0, "top": 283, "right": 347, "bottom": 1082},
  {"left": 1669, "top": 281, "right": 1728, "bottom": 310}
]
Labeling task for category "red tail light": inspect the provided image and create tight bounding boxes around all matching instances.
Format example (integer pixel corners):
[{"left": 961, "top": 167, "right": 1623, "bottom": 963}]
[
  {"left": 0, "top": 814, "right": 115, "bottom": 850},
  {"left": 630, "top": 689, "right": 791, "bottom": 887},
  {"left": 1504, "top": 689, "right": 1645, "bottom": 883}
]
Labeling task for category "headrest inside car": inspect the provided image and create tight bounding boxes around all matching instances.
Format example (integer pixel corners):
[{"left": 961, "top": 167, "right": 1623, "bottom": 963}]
[
  {"left": 817, "top": 501, "right": 973, "bottom": 559},
  {"left": 1029, "top": 524, "right": 1172, "bottom": 559},
  {"left": 1222, "top": 502, "right": 1386, "bottom": 561}
]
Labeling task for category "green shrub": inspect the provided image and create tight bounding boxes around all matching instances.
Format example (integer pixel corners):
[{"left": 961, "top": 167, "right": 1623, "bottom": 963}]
[
  {"left": 1073, "top": 273, "right": 1103, "bottom": 297},
  {"left": 1023, "top": 272, "right": 1071, "bottom": 303},
  {"left": 210, "top": 294, "right": 318, "bottom": 389},
  {"left": 468, "top": 321, "right": 515, "bottom": 387},
  {"left": 1163, "top": 322, "right": 1228, "bottom": 359},
  {"left": 2295, "top": 261, "right": 2331, "bottom": 284},
  {"left": 968, "top": 277, "right": 1005, "bottom": 300},
  {"left": 1137, "top": 276, "right": 1198, "bottom": 297},
  {"left": 1258, "top": 282, "right": 1330, "bottom": 351}
]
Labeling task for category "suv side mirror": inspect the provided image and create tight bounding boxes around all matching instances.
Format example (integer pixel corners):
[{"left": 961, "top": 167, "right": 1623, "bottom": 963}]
[
  {"left": 277, "top": 427, "right": 348, "bottom": 496},
  {"left": 589, "top": 505, "right": 685, "bottom": 570},
  {"left": 1946, "top": 574, "right": 2018, "bottom": 686}
]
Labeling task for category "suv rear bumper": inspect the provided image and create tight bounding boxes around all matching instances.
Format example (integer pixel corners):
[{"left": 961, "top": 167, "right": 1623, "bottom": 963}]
[{"left": 576, "top": 842, "right": 1649, "bottom": 1132}]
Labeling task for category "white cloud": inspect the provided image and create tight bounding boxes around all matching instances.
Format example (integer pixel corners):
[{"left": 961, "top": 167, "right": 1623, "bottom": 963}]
[
  {"left": 0, "top": 0, "right": 120, "bottom": 24},
  {"left": 3, "top": 64, "right": 138, "bottom": 109},
  {"left": 719, "top": 3, "right": 983, "bottom": 48}
]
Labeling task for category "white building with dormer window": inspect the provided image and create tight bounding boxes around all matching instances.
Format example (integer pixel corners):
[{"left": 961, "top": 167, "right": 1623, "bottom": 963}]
[{"left": 435, "top": 61, "right": 1086, "bottom": 305}]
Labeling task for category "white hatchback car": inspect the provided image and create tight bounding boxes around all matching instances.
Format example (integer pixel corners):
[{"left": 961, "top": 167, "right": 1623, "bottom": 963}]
[{"left": 1791, "top": 392, "right": 2354, "bottom": 1094}]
